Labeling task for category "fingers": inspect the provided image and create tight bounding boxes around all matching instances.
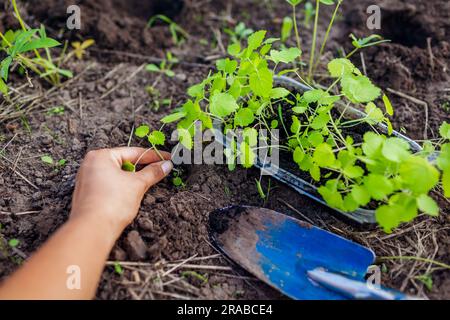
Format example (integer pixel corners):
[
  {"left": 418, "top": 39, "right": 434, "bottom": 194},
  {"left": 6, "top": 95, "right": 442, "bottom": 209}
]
[
  {"left": 110, "top": 147, "right": 171, "bottom": 165},
  {"left": 136, "top": 160, "right": 173, "bottom": 189}
]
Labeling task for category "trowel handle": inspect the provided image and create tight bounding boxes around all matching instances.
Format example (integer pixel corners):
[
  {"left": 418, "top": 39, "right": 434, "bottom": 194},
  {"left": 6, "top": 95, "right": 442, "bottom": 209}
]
[{"left": 307, "top": 268, "right": 419, "bottom": 300}]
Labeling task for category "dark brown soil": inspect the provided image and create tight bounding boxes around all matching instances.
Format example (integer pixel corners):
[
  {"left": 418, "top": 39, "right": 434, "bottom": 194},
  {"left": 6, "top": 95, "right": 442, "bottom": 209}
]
[{"left": 0, "top": 0, "right": 449, "bottom": 300}]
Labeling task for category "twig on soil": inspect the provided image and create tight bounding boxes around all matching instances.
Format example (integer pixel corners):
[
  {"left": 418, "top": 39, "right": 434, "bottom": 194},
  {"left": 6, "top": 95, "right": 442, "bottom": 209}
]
[
  {"left": 99, "top": 64, "right": 146, "bottom": 100},
  {"left": 0, "top": 210, "right": 40, "bottom": 216},
  {"left": 0, "top": 155, "right": 39, "bottom": 190},
  {"left": 386, "top": 88, "right": 429, "bottom": 139},
  {"left": 277, "top": 198, "right": 315, "bottom": 225},
  {"left": 426, "top": 37, "right": 435, "bottom": 70}
]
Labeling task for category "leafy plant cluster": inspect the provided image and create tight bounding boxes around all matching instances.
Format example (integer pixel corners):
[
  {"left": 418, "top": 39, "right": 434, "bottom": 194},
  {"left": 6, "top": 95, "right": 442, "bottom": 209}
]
[
  {"left": 0, "top": 0, "right": 72, "bottom": 95},
  {"left": 134, "top": 0, "right": 449, "bottom": 232}
]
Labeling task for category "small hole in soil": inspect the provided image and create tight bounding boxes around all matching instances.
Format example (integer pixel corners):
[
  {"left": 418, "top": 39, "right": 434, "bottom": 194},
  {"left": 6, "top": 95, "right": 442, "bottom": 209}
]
[{"left": 380, "top": 11, "right": 433, "bottom": 48}]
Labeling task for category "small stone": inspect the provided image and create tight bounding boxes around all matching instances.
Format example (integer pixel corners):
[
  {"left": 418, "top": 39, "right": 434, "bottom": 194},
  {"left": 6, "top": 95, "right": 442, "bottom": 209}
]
[
  {"left": 40, "top": 135, "right": 53, "bottom": 146},
  {"left": 144, "top": 195, "right": 156, "bottom": 206},
  {"left": 175, "top": 73, "right": 187, "bottom": 81},
  {"left": 138, "top": 218, "right": 154, "bottom": 232},
  {"left": 124, "top": 230, "right": 147, "bottom": 261},
  {"left": 111, "top": 246, "right": 127, "bottom": 261}
]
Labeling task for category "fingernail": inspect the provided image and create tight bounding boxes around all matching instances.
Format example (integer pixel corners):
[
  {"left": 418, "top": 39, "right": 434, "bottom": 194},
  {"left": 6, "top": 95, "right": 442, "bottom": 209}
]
[{"left": 161, "top": 160, "right": 173, "bottom": 175}]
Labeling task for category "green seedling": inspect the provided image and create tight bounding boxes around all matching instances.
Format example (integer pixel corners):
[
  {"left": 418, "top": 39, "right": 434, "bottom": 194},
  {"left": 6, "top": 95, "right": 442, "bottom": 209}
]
[
  {"left": 155, "top": 28, "right": 449, "bottom": 233},
  {"left": 346, "top": 34, "right": 390, "bottom": 58},
  {"left": 41, "top": 155, "right": 67, "bottom": 169},
  {"left": 181, "top": 271, "right": 208, "bottom": 284},
  {"left": 114, "top": 261, "right": 124, "bottom": 275},
  {"left": 145, "top": 86, "right": 172, "bottom": 111},
  {"left": 303, "top": 2, "right": 315, "bottom": 27},
  {"left": 146, "top": 52, "right": 178, "bottom": 78},
  {"left": 224, "top": 22, "right": 254, "bottom": 44},
  {"left": 47, "top": 106, "right": 65, "bottom": 115},
  {"left": 172, "top": 170, "right": 185, "bottom": 187},
  {"left": 281, "top": 17, "right": 294, "bottom": 43},
  {"left": 8, "top": 238, "right": 19, "bottom": 248},
  {"left": 148, "top": 15, "right": 189, "bottom": 46},
  {"left": 415, "top": 274, "right": 433, "bottom": 291},
  {"left": 0, "top": 0, "right": 72, "bottom": 95},
  {"left": 70, "top": 39, "right": 95, "bottom": 60}
]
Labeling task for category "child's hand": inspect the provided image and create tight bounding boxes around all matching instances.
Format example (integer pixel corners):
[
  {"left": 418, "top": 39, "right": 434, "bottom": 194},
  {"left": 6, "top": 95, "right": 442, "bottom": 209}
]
[{"left": 70, "top": 147, "right": 172, "bottom": 240}]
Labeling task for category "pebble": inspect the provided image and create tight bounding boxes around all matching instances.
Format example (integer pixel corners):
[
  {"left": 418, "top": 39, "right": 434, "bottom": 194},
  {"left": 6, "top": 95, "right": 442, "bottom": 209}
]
[
  {"left": 144, "top": 195, "right": 156, "bottom": 206},
  {"left": 138, "top": 218, "right": 154, "bottom": 232},
  {"left": 124, "top": 230, "right": 147, "bottom": 261}
]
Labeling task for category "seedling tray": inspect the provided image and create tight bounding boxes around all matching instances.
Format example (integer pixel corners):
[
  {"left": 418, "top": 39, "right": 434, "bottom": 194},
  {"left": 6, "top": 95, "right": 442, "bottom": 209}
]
[{"left": 214, "top": 76, "right": 423, "bottom": 225}]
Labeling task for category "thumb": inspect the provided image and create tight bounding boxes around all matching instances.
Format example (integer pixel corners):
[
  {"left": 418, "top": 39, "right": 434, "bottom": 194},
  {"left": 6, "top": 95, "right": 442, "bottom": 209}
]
[{"left": 137, "top": 160, "right": 173, "bottom": 189}]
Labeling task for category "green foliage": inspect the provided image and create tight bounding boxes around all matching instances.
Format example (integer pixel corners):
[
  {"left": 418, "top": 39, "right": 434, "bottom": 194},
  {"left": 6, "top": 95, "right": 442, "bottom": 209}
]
[
  {"left": 148, "top": 15, "right": 189, "bottom": 45},
  {"left": 145, "top": 52, "right": 178, "bottom": 78},
  {"left": 8, "top": 239, "right": 19, "bottom": 248},
  {"left": 281, "top": 17, "right": 294, "bottom": 42},
  {"left": 224, "top": 22, "right": 254, "bottom": 44},
  {"left": 152, "top": 25, "right": 448, "bottom": 233}
]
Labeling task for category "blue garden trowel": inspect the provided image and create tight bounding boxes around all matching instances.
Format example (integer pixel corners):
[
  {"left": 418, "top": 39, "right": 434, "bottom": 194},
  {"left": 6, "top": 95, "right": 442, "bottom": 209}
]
[{"left": 209, "top": 206, "right": 416, "bottom": 300}]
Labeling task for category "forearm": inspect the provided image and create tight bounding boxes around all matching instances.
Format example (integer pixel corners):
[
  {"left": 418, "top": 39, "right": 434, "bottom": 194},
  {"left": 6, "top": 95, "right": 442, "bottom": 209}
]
[{"left": 0, "top": 213, "right": 118, "bottom": 300}]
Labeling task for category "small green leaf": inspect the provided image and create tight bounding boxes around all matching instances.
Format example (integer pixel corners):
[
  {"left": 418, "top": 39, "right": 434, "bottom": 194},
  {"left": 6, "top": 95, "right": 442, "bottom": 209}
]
[
  {"left": 135, "top": 125, "right": 150, "bottom": 138},
  {"left": 247, "top": 30, "right": 266, "bottom": 51},
  {"left": 114, "top": 262, "right": 124, "bottom": 275},
  {"left": 18, "top": 37, "right": 60, "bottom": 53},
  {"left": 364, "top": 174, "right": 393, "bottom": 200},
  {"left": 8, "top": 239, "right": 19, "bottom": 248},
  {"left": 122, "top": 161, "right": 136, "bottom": 172},
  {"left": 320, "top": 0, "right": 335, "bottom": 5},
  {"left": 417, "top": 194, "right": 439, "bottom": 216},
  {"left": 382, "top": 94, "right": 394, "bottom": 116},
  {"left": 161, "top": 111, "right": 186, "bottom": 123},
  {"left": 146, "top": 64, "right": 160, "bottom": 72},
  {"left": 173, "top": 176, "right": 184, "bottom": 187},
  {"left": 381, "top": 137, "right": 411, "bottom": 163},
  {"left": 313, "top": 143, "right": 335, "bottom": 167},
  {"left": 0, "top": 77, "right": 7, "bottom": 95},
  {"left": 210, "top": 92, "right": 239, "bottom": 118},
  {"left": 293, "top": 147, "right": 305, "bottom": 165},
  {"left": 281, "top": 16, "right": 293, "bottom": 42},
  {"left": 227, "top": 42, "right": 241, "bottom": 56},
  {"left": 41, "top": 155, "right": 54, "bottom": 165},
  {"left": 439, "top": 122, "right": 450, "bottom": 140},
  {"left": 351, "top": 185, "right": 371, "bottom": 206},
  {"left": 399, "top": 157, "right": 439, "bottom": 194},
  {"left": 234, "top": 108, "right": 254, "bottom": 127},
  {"left": 341, "top": 74, "right": 381, "bottom": 103},
  {"left": 328, "top": 58, "right": 360, "bottom": 78},
  {"left": 437, "top": 144, "right": 450, "bottom": 171},
  {"left": 270, "top": 87, "right": 290, "bottom": 99},
  {"left": 177, "top": 128, "right": 193, "bottom": 150},
  {"left": 269, "top": 47, "right": 301, "bottom": 64},
  {"left": 148, "top": 130, "right": 165, "bottom": 145},
  {"left": 249, "top": 67, "right": 273, "bottom": 98}
]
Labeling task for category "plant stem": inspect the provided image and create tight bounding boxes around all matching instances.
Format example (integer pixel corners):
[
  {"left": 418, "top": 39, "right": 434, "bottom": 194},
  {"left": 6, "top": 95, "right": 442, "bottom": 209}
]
[
  {"left": 292, "top": 4, "right": 303, "bottom": 73},
  {"left": 308, "top": 0, "right": 320, "bottom": 81},
  {"left": 378, "top": 256, "right": 450, "bottom": 270},
  {"left": 313, "top": 0, "right": 342, "bottom": 73},
  {"left": 11, "top": 0, "right": 26, "bottom": 31}
]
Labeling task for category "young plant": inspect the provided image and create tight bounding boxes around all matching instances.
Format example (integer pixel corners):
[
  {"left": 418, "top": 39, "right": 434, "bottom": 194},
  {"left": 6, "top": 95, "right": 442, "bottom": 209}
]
[
  {"left": 224, "top": 22, "right": 254, "bottom": 45},
  {"left": 70, "top": 39, "right": 95, "bottom": 60},
  {"left": 146, "top": 52, "right": 178, "bottom": 78},
  {"left": 41, "top": 155, "right": 67, "bottom": 170},
  {"left": 346, "top": 34, "right": 391, "bottom": 58},
  {"left": 156, "top": 30, "right": 449, "bottom": 233},
  {"left": 145, "top": 86, "right": 172, "bottom": 112},
  {"left": 0, "top": 0, "right": 72, "bottom": 95},
  {"left": 148, "top": 15, "right": 189, "bottom": 46},
  {"left": 303, "top": 2, "right": 315, "bottom": 27}
]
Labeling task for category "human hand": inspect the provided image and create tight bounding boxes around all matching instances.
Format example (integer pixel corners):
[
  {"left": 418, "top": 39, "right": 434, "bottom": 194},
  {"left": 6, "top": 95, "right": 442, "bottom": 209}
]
[{"left": 70, "top": 147, "right": 172, "bottom": 240}]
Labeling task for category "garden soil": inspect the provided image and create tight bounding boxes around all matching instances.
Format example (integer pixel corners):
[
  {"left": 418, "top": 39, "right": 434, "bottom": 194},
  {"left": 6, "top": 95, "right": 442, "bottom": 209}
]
[{"left": 0, "top": 0, "right": 449, "bottom": 299}]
